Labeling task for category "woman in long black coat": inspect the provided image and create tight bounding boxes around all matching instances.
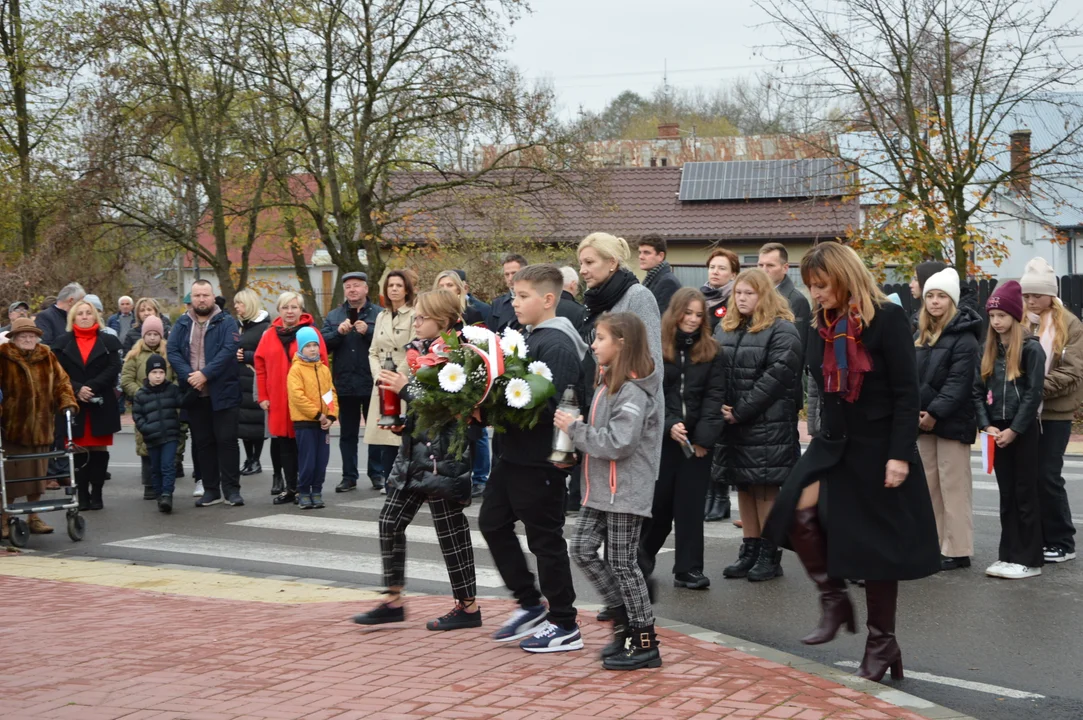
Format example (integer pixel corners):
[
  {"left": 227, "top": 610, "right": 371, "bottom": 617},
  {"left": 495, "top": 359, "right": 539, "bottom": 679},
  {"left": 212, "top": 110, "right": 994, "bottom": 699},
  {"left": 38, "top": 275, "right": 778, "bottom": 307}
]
[
  {"left": 233, "top": 289, "right": 271, "bottom": 481},
  {"left": 716, "top": 269, "right": 802, "bottom": 583},
  {"left": 640, "top": 288, "right": 726, "bottom": 590},
  {"left": 764, "top": 242, "right": 939, "bottom": 684},
  {"left": 52, "top": 300, "right": 123, "bottom": 510}
]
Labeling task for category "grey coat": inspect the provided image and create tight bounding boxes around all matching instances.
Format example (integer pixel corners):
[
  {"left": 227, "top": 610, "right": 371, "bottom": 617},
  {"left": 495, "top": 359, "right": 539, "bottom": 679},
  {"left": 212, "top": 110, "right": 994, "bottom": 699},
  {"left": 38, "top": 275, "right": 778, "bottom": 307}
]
[{"left": 571, "top": 364, "right": 662, "bottom": 518}]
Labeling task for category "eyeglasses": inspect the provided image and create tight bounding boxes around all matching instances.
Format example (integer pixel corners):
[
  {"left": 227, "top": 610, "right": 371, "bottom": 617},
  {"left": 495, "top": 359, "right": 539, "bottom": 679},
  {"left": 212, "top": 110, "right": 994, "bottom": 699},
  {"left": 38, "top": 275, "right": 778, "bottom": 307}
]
[{"left": 413, "top": 315, "right": 430, "bottom": 325}]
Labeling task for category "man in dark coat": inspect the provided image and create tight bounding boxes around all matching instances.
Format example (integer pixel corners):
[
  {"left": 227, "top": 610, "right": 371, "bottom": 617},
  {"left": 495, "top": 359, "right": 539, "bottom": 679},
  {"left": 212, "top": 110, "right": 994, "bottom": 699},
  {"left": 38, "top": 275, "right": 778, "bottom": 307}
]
[
  {"left": 639, "top": 234, "right": 682, "bottom": 313},
  {"left": 557, "top": 266, "right": 586, "bottom": 332},
  {"left": 35, "top": 282, "right": 85, "bottom": 345},
  {"left": 167, "top": 279, "right": 243, "bottom": 507},
  {"left": 322, "top": 271, "right": 382, "bottom": 493},
  {"left": 759, "top": 243, "right": 811, "bottom": 410},
  {"left": 487, "top": 253, "right": 526, "bottom": 333},
  {"left": 453, "top": 269, "right": 491, "bottom": 325}
]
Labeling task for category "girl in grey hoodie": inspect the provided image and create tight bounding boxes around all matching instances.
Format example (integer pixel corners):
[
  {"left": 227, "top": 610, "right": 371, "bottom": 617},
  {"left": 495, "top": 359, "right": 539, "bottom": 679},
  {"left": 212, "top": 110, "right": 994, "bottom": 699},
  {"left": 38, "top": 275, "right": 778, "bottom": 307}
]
[{"left": 555, "top": 312, "right": 662, "bottom": 672}]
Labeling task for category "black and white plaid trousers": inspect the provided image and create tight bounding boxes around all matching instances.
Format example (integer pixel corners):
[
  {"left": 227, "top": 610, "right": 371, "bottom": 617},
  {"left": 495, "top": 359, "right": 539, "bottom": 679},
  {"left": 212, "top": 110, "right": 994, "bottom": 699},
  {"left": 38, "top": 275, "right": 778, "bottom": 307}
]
[
  {"left": 569, "top": 506, "right": 654, "bottom": 627},
  {"left": 379, "top": 484, "right": 476, "bottom": 601}
]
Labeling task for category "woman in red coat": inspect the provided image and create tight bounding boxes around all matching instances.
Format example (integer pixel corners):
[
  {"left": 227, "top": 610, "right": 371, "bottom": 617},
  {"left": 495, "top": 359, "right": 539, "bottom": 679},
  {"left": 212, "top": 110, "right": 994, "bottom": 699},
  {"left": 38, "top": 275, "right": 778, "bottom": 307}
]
[{"left": 254, "top": 292, "right": 327, "bottom": 505}]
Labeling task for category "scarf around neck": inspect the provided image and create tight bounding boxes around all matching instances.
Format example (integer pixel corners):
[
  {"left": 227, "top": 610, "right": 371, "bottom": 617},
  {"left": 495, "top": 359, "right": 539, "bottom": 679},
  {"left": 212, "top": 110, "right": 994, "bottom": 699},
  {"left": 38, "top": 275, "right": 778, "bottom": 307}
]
[
  {"left": 818, "top": 306, "right": 872, "bottom": 403},
  {"left": 643, "top": 260, "right": 672, "bottom": 289},
  {"left": 583, "top": 267, "right": 638, "bottom": 327}
]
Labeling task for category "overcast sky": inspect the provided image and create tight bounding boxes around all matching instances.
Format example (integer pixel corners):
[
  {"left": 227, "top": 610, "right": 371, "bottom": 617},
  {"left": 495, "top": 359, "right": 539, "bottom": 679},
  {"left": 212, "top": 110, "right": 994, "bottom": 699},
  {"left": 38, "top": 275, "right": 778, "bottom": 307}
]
[{"left": 504, "top": 1, "right": 783, "bottom": 119}]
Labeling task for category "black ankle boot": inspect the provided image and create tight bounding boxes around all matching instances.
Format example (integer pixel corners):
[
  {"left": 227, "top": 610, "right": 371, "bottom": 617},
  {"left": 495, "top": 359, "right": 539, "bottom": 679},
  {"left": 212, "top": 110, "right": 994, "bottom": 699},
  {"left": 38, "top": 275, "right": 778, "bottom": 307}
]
[
  {"left": 600, "top": 605, "right": 630, "bottom": 659},
  {"left": 603, "top": 624, "right": 662, "bottom": 670},
  {"left": 271, "top": 472, "right": 285, "bottom": 495},
  {"left": 723, "top": 538, "right": 761, "bottom": 578},
  {"left": 703, "top": 483, "right": 717, "bottom": 519},
  {"left": 747, "top": 538, "right": 784, "bottom": 582}
]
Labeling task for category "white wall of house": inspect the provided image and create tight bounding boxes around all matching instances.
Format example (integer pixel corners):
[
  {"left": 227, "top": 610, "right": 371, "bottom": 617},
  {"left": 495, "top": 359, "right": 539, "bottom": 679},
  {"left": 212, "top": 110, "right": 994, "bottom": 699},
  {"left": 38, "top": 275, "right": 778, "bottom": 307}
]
[
  {"left": 178, "top": 264, "right": 337, "bottom": 317},
  {"left": 971, "top": 194, "right": 1072, "bottom": 280}
]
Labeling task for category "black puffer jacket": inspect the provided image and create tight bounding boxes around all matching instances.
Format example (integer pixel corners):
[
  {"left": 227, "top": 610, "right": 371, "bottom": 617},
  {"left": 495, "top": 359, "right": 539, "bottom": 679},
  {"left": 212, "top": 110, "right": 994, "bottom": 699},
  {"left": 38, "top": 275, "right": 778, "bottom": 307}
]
[
  {"left": 663, "top": 330, "right": 726, "bottom": 448},
  {"left": 132, "top": 380, "right": 184, "bottom": 447},
  {"left": 237, "top": 311, "right": 270, "bottom": 440},
  {"left": 714, "top": 318, "right": 802, "bottom": 487},
  {"left": 915, "top": 305, "right": 981, "bottom": 444},
  {"left": 974, "top": 335, "right": 1046, "bottom": 436},
  {"left": 385, "top": 335, "right": 479, "bottom": 504}
]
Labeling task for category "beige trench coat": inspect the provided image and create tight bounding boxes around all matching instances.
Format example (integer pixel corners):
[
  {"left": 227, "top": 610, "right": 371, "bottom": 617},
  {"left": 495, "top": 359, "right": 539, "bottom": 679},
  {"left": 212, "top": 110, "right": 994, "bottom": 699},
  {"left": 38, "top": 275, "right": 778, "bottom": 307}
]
[{"left": 364, "top": 305, "right": 415, "bottom": 447}]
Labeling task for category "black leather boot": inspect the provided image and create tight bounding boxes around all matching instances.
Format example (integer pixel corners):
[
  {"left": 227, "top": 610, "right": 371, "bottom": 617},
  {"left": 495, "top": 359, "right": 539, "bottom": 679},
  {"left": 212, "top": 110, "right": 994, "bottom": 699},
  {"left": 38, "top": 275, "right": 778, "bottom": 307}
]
[
  {"left": 747, "top": 538, "right": 784, "bottom": 582},
  {"left": 703, "top": 483, "right": 717, "bottom": 519},
  {"left": 790, "top": 507, "right": 856, "bottom": 645},
  {"left": 600, "top": 605, "right": 630, "bottom": 659},
  {"left": 716, "top": 484, "right": 731, "bottom": 519},
  {"left": 857, "top": 580, "right": 903, "bottom": 682},
  {"left": 271, "top": 471, "right": 285, "bottom": 495},
  {"left": 603, "top": 624, "right": 662, "bottom": 670},
  {"left": 723, "top": 538, "right": 761, "bottom": 578},
  {"left": 89, "top": 452, "right": 108, "bottom": 510}
]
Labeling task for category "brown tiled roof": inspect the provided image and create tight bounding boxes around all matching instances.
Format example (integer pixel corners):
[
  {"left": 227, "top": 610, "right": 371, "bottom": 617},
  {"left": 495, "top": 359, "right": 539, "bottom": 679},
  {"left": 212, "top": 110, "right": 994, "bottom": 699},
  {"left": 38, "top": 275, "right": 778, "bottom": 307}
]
[{"left": 389, "top": 167, "right": 859, "bottom": 245}]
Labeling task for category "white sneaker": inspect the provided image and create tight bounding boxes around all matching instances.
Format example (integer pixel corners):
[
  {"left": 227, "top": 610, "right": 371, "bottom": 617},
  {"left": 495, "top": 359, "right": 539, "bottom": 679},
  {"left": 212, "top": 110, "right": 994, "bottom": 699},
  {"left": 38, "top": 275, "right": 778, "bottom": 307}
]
[
  {"left": 192, "top": 480, "right": 204, "bottom": 498},
  {"left": 984, "top": 561, "right": 1009, "bottom": 578},
  {"left": 991, "top": 563, "right": 1041, "bottom": 579}
]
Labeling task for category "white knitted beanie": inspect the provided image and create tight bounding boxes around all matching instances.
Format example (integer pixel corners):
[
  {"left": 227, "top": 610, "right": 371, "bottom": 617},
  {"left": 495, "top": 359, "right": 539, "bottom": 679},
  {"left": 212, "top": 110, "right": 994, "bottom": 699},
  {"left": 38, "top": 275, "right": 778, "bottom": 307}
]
[
  {"left": 1020, "top": 257, "right": 1058, "bottom": 297},
  {"left": 923, "top": 268, "right": 960, "bottom": 306}
]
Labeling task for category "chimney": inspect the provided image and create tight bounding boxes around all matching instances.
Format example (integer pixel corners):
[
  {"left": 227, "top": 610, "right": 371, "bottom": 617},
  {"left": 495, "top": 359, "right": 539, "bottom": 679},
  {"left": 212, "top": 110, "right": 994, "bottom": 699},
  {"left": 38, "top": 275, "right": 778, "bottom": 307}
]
[
  {"left": 657, "top": 122, "right": 680, "bottom": 139},
  {"left": 1010, "top": 129, "right": 1032, "bottom": 196}
]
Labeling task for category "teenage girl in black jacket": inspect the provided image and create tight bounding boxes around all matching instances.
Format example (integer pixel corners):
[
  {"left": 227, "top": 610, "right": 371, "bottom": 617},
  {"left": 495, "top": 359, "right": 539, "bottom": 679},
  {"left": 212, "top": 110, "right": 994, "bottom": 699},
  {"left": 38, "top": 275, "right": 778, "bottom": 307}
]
[{"left": 640, "top": 288, "right": 726, "bottom": 589}]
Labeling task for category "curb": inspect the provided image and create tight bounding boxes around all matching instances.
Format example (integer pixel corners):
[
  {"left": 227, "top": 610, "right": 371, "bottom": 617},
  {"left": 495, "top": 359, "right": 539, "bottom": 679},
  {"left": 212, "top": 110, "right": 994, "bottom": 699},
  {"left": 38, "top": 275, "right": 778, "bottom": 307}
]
[{"left": 3, "top": 551, "right": 976, "bottom": 720}]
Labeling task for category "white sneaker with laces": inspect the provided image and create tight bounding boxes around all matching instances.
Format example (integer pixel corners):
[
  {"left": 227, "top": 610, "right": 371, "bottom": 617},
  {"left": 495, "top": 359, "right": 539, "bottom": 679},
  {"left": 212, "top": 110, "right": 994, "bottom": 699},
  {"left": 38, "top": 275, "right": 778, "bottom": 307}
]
[
  {"left": 992, "top": 563, "right": 1041, "bottom": 579},
  {"left": 1043, "top": 546, "right": 1077, "bottom": 563},
  {"left": 192, "top": 480, "right": 204, "bottom": 498},
  {"left": 984, "top": 561, "right": 1008, "bottom": 578},
  {"left": 518, "top": 620, "right": 584, "bottom": 653}
]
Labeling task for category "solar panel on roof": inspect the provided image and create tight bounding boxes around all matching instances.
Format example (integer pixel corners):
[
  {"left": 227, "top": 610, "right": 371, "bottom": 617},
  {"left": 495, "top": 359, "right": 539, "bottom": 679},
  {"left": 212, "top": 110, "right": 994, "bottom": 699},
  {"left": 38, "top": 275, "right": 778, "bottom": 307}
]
[{"left": 678, "top": 159, "right": 849, "bottom": 202}]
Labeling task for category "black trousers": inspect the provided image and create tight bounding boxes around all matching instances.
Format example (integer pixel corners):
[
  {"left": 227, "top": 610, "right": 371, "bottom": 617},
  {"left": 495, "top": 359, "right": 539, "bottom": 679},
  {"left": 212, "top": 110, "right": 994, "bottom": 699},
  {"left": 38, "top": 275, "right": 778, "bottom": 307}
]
[
  {"left": 641, "top": 440, "right": 710, "bottom": 575},
  {"left": 993, "top": 421, "right": 1044, "bottom": 567},
  {"left": 242, "top": 438, "right": 265, "bottom": 464},
  {"left": 1038, "top": 419, "right": 1077, "bottom": 553},
  {"left": 478, "top": 460, "right": 577, "bottom": 628},
  {"left": 274, "top": 436, "right": 299, "bottom": 493},
  {"left": 188, "top": 398, "right": 240, "bottom": 497},
  {"left": 338, "top": 395, "right": 382, "bottom": 484}
]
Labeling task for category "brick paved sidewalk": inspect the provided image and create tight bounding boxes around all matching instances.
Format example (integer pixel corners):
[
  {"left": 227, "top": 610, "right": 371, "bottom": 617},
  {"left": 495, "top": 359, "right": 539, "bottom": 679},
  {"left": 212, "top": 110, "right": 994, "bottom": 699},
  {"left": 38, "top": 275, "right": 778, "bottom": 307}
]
[{"left": 0, "top": 569, "right": 951, "bottom": 720}]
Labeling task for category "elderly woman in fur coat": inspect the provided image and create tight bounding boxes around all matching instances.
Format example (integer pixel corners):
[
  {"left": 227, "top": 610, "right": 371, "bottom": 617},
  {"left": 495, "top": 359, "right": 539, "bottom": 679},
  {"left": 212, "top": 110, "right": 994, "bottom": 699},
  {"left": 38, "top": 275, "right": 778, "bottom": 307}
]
[{"left": 0, "top": 318, "right": 79, "bottom": 539}]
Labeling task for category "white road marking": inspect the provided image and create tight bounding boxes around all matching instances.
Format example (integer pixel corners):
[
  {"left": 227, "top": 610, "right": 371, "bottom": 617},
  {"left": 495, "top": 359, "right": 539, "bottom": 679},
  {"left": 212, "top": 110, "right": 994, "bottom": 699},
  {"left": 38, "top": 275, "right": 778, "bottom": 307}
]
[
  {"left": 833, "top": 661, "right": 1045, "bottom": 699},
  {"left": 231, "top": 515, "right": 488, "bottom": 547},
  {"left": 104, "top": 533, "right": 507, "bottom": 588}
]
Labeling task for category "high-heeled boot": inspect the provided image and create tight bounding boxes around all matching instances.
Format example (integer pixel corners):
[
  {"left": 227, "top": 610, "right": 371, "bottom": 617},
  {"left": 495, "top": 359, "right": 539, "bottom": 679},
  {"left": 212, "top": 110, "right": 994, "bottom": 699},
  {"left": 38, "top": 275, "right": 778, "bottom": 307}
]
[
  {"left": 857, "top": 580, "right": 903, "bottom": 682},
  {"left": 789, "top": 507, "right": 856, "bottom": 645},
  {"left": 703, "top": 483, "right": 717, "bottom": 520}
]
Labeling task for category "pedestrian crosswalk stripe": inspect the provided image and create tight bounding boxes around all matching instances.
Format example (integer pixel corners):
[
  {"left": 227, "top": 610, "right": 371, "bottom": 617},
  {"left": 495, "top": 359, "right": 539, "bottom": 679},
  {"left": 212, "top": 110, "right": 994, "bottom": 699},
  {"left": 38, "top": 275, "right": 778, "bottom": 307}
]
[
  {"left": 231, "top": 515, "right": 490, "bottom": 547},
  {"left": 104, "top": 533, "right": 508, "bottom": 589}
]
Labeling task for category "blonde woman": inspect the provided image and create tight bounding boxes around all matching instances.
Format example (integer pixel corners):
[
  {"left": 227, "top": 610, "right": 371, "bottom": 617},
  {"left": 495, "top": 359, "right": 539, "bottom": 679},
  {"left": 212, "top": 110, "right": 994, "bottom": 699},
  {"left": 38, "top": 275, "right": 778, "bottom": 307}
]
[
  {"left": 234, "top": 289, "right": 271, "bottom": 480},
  {"left": 1021, "top": 257, "right": 1083, "bottom": 564},
  {"left": 121, "top": 315, "right": 174, "bottom": 500},
  {"left": 254, "top": 291, "right": 326, "bottom": 505},
  {"left": 715, "top": 269, "right": 802, "bottom": 583},
  {"left": 434, "top": 270, "right": 485, "bottom": 325},
  {"left": 51, "top": 299, "right": 123, "bottom": 510},
  {"left": 913, "top": 269, "right": 981, "bottom": 571},
  {"left": 364, "top": 270, "right": 416, "bottom": 490},
  {"left": 762, "top": 242, "right": 939, "bottom": 683}
]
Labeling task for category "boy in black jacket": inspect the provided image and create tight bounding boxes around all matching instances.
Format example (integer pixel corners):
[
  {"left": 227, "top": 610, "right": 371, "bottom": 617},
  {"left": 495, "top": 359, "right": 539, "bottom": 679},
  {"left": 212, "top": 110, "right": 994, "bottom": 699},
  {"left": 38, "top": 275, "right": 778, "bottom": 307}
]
[
  {"left": 479, "top": 264, "right": 590, "bottom": 653},
  {"left": 133, "top": 354, "right": 184, "bottom": 513}
]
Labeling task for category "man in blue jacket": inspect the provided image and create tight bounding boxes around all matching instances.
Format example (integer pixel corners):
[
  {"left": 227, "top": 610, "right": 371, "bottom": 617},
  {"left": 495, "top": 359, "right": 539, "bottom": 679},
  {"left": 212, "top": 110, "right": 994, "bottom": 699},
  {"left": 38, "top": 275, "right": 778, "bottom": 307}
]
[
  {"left": 167, "top": 279, "right": 243, "bottom": 507},
  {"left": 486, "top": 254, "right": 526, "bottom": 333},
  {"left": 322, "top": 271, "right": 382, "bottom": 492}
]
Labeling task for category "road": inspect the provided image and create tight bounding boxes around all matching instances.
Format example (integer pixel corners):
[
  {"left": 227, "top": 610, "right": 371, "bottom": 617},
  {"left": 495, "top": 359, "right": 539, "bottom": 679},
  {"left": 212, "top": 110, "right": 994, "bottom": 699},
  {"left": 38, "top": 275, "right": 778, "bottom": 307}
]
[{"left": 15, "top": 431, "right": 1083, "bottom": 720}]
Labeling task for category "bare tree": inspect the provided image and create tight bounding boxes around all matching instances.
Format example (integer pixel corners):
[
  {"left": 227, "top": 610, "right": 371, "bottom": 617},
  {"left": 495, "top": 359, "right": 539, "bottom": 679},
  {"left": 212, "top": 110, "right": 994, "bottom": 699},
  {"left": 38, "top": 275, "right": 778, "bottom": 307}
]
[{"left": 757, "top": 0, "right": 1083, "bottom": 276}]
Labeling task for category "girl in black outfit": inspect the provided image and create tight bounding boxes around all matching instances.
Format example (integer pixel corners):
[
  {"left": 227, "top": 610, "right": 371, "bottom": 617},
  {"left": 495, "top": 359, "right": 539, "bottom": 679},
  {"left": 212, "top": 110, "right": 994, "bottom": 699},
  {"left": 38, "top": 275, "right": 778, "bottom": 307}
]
[
  {"left": 715, "top": 269, "right": 802, "bottom": 583},
  {"left": 233, "top": 289, "right": 271, "bottom": 482},
  {"left": 641, "top": 289, "right": 726, "bottom": 590},
  {"left": 703, "top": 248, "right": 740, "bottom": 522}
]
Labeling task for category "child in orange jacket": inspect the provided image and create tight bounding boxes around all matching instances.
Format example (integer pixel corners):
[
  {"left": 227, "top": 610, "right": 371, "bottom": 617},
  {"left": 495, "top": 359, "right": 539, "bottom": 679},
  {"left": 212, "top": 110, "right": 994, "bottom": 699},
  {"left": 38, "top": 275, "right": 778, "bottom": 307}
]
[{"left": 287, "top": 327, "right": 338, "bottom": 509}]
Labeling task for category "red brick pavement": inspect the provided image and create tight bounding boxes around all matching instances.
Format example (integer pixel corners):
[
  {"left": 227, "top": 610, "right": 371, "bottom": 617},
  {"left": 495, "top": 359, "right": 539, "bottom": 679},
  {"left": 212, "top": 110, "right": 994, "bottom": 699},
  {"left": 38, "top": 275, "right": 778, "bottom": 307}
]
[{"left": 0, "top": 575, "right": 933, "bottom": 720}]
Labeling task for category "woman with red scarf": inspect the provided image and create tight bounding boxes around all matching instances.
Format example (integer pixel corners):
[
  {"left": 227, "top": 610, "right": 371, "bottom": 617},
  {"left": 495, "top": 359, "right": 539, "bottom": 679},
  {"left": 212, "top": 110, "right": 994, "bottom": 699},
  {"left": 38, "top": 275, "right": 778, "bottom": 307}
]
[
  {"left": 52, "top": 299, "right": 123, "bottom": 510},
  {"left": 763, "top": 242, "right": 939, "bottom": 684},
  {"left": 255, "top": 292, "right": 327, "bottom": 506}
]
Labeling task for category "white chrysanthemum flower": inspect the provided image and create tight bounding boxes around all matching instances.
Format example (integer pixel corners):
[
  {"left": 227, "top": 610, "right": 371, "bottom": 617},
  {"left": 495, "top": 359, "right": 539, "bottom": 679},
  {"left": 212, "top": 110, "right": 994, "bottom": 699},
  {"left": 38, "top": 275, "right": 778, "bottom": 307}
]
[
  {"left": 528, "top": 361, "right": 553, "bottom": 382},
  {"left": 461, "top": 325, "right": 492, "bottom": 344},
  {"left": 438, "top": 363, "right": 467, "bottom": 393},
  {"left": 501, "top": 328, "right": 526, "bottom": 358},
  {"left": 505, "top": 378, "right": 532, "bottom": 408}
]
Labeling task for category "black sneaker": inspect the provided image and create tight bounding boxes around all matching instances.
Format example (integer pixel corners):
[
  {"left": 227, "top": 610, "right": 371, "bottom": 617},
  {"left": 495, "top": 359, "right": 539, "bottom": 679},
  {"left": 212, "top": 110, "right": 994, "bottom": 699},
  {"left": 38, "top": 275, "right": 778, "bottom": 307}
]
[
  {"left": 335, "top": 480, "right": 357, "bottom": 493},
  {"left": 143, "top": 486, "right": 158, "bottom": 500},
  {"left": 272, "top": 491, "right": 296, "bottom": 505},
  {"left": 353, "top": 602, "right": 405, "bottom": 625},
  {"left": 369, "top": 475, "right": 385, "bottom": 491},
  {"left": 225, "top": 493, "right": 245, "bottom": 507},
  {"left": 426, "top": 604, "right": 483, "bottom": 631},
  {"left": 157, "top": 493, "right": 173, "bottom": 514},
  {"left": 674, "top": 571, "right": 711, "bottom": 589},
  {"left": 1044, "top": 546, "right": 1077, "bottom": 563},
  {"left": 195, "top": 491, "right": 223, "bottom": 507},
  {"left": 940, "top": 555, "right": 971, "bottom": 571}
]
